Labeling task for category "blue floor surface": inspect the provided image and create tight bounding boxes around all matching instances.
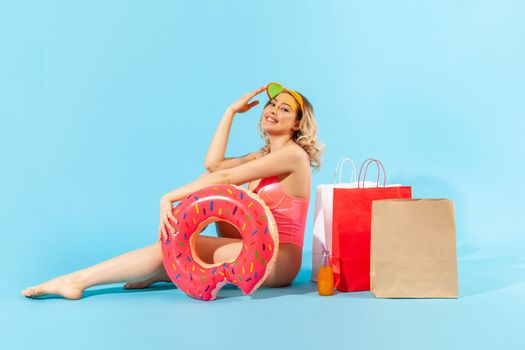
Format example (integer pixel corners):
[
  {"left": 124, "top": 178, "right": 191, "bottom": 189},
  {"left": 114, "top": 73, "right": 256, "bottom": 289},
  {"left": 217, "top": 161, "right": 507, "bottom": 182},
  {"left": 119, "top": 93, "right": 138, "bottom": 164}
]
[{"left": 3, "top": 248, "right": 524, "bottom": 350}]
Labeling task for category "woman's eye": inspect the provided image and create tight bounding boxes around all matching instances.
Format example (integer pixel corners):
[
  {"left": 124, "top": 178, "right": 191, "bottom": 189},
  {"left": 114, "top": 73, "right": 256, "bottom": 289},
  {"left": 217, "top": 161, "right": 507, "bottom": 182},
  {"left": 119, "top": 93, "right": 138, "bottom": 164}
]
[{"left": 269, "top": 101, "right": 288, "bottom": 112}]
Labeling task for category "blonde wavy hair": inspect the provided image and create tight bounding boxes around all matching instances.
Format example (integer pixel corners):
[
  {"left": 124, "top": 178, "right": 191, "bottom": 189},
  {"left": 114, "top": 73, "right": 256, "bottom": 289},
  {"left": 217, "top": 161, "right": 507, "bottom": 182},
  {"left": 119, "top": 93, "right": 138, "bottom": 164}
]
[{"left": 257, "top": 91, "right": 325, "bottom": 172}]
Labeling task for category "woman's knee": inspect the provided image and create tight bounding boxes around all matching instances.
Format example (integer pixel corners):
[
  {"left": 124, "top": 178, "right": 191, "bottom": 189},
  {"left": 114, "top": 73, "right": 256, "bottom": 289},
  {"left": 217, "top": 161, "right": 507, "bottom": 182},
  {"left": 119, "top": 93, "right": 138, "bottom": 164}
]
[
  {"left": 262, "top": 260, "right": 300, "bottom": 287},
  {"left": 193, "top": 236, "right": 242, "bottom": 264},
  {"left": 262, "top": 273, "right": 293, "bottom": 288},
  {"left": 215, "top": 221, "right": 242, "bottom": 239},
  {"left": 212, "top": 241, "right": 242, "bottom": 264}
]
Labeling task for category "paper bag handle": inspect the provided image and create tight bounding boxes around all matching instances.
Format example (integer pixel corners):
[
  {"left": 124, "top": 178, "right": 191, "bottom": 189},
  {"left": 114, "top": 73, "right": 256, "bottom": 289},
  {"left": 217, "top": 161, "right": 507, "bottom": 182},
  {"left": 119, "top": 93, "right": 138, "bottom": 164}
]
[
  {"left": 358, "top": 158, "right": 387, "bottom": 188},
  {"left": 333, "top": 157, "right": 357, "bottom": 184}
]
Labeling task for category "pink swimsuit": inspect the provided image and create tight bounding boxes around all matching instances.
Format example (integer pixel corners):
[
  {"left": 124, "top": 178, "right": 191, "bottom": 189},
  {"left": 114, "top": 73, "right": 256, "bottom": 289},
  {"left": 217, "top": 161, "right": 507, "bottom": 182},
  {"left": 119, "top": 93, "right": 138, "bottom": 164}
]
[{"left": 253, "top": 175, "right": 310, "bottom": 249}]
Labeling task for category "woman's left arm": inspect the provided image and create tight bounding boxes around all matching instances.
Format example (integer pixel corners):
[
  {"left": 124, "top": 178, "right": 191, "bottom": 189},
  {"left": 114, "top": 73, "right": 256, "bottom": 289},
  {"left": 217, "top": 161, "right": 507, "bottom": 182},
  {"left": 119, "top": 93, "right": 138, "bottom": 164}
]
[
  {"left": 215, "top": 145, "right": 305, "bottom": 185},
  {"left": 162, "top": 171, "right": 226, "bottom": 203},
  {"left": 159, "top": 146, "right": 304, "bottom": 239},
  {"left": 163, "top": 146, "right": 304, "bottom": 202}
]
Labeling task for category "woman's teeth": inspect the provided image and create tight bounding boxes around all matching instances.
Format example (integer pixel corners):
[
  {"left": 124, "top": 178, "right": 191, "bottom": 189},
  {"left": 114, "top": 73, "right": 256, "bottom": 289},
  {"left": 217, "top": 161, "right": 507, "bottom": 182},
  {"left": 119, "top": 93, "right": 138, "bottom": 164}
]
[{"left": 266, "top": 117, "right": 277, "bottom": 123}]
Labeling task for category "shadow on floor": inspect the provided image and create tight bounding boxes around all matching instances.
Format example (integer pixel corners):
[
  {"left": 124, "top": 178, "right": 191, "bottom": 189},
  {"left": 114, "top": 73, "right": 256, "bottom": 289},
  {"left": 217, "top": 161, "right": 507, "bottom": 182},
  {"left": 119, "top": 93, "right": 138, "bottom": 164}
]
[
  {"left": 23, "top": 268, "right": 319, "bottom": 301},
  {"left": 23, "top": 283, "right": 179, "bottom": 300},
  {"left": 28, "top": 246, "right": 522, "bottom": 301},
  {"left": 204, "top": 268, "right": 320, "bottom": 301}
]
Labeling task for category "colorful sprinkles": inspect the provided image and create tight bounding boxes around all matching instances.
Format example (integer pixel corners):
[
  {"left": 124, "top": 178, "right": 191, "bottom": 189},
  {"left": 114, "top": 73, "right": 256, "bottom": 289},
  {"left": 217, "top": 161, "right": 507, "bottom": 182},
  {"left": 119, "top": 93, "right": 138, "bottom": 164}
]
[{"left": 160, "top": 184, "right": 277, "bottom": 301}]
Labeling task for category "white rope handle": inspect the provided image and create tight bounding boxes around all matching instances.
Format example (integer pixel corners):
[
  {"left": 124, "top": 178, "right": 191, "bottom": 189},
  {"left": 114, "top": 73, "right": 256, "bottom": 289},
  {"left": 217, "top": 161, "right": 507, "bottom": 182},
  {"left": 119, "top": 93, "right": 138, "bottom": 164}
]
[{"left": 333, "top": 157, "right": 357, "bottom": 184}]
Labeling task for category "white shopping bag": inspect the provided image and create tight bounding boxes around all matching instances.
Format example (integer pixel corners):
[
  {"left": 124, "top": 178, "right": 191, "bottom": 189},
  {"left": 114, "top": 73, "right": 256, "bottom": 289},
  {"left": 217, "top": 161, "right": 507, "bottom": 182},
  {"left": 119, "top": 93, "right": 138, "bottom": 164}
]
[
  {"left": 311, "top": 158, "right": 402, "bottom": 282},
  {"left": 311, "top": 158, "right": 371, "bottom": 282}
]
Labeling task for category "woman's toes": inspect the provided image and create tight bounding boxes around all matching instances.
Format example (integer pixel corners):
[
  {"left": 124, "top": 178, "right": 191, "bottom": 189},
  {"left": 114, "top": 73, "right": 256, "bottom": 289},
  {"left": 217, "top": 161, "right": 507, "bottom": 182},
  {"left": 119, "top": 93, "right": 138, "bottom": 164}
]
[
  {"left": 25, "top": 287, "right": 45, "bottom": 297},
  {"left": 22, "top": 276, "right": 84, "bottom": 300},
  {"left": 22, "top": 287, "right": 39, "bottom": 298}
]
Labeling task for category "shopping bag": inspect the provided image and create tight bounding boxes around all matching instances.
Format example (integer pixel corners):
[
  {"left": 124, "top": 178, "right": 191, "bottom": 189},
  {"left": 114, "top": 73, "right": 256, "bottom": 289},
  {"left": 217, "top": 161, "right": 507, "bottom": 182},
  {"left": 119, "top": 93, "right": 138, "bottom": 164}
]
[
  {"left": 370, "top": 199, "right": 459, "bottom": 298},
  {"left": 332, "top": 159, "right": 412, "bottom": 292},
  {"left": 312, "top": 158, "right": 356, "bottom": 282},
  {"left": 311, "top": 158, "right": 378, "bottom": 282}
]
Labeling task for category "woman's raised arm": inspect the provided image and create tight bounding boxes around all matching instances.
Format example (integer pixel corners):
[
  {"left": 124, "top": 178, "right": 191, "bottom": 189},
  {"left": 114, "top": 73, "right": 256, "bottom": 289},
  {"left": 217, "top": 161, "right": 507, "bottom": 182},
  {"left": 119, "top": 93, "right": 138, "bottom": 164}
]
[
  {"left": 203, "top": 107, "right": 236, "bottom": 171},
  {"left": 204, "top": 85, "right": 267, "bottom": 171}
]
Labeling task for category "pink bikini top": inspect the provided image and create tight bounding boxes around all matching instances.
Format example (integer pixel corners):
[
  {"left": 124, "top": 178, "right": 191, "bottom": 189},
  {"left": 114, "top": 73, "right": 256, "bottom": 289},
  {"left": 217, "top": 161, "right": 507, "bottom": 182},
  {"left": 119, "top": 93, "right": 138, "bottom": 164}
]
[{"left": 253, "top": 175, "right": 310, "bottom": 248}]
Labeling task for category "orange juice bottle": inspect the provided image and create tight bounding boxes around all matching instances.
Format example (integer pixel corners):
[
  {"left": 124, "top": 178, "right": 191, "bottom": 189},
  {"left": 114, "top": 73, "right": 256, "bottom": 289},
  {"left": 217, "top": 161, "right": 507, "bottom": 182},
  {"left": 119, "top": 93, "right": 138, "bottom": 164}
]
[{"left": 317, "top": 250, "right": 334, "bottom": 296}]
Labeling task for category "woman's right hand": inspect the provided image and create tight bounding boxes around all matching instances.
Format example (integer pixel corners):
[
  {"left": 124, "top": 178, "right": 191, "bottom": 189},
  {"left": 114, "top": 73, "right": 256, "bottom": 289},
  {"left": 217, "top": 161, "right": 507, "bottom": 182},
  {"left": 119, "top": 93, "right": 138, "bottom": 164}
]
[
  {"left": 228, "top": 85, "right": 267, "bottom": 114},
  {"left": 158, "top": 195, "right": 178, "bottom": 241}
]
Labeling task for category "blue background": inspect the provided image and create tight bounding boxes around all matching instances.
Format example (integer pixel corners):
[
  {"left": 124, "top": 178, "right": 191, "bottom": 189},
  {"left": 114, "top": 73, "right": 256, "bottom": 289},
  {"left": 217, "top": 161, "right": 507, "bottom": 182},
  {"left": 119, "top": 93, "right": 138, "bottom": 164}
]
[{"left": 1, "top": 1, "right": 524, "bottom": 349}]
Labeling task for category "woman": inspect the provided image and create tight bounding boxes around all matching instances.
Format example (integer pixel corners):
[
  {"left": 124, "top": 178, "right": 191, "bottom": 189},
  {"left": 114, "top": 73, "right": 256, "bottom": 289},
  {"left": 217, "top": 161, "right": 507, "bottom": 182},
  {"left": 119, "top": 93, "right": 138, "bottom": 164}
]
[{"left": 22, "top": 82, "right": 324, "bottom": 299}]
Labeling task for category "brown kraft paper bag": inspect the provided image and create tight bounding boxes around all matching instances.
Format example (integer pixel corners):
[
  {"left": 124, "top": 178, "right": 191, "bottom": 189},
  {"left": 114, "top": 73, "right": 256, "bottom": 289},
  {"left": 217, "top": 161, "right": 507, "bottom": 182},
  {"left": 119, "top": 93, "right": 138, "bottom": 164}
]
[{"left": 370, "top": 199, "right": 458, "bottom": 298}]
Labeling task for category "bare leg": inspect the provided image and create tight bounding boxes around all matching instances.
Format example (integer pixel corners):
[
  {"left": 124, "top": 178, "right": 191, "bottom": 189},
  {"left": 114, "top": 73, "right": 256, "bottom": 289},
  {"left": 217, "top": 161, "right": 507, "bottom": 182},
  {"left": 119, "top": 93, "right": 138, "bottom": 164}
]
[
  {"left": 122, "top": 269, "right": 171, "bottom": 289},
  {"left": 22, "top": 241, "right": 165, "bottom": 299},
  {"left": 123, "top": 172, "right": 218, "bottom": 289},
  {"left": 124, "top": 235, "right": 243, "bottom": 289},
  {"left": 124, "top": 237, "right": 303, "bottom": 289},
  {"left": 22, "top": 236, "right": 244, "bottom": 299},
  {"left": 124, "top": 224, "right": 242, "bottom": 289}
]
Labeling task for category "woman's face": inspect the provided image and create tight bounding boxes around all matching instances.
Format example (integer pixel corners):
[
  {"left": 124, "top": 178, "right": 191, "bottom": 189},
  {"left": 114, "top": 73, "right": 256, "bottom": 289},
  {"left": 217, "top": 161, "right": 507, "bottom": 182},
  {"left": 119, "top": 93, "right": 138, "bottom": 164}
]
[{"left": 261, "top": 92, "right": 300, "bottom": 135}]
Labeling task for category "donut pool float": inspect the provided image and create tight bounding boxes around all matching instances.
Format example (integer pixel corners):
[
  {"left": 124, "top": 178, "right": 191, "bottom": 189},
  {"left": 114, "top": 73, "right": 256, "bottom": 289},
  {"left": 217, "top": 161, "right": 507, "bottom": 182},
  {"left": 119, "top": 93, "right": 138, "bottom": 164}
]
[{"left": 161, "top": 184, "right": 279, "bottom": 301}]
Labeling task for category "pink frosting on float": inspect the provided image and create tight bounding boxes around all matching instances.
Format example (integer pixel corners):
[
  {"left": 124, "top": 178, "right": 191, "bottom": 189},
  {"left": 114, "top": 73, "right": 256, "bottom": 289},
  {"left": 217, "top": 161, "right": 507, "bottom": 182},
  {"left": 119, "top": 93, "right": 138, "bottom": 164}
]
[{"left": 161, "top": 184, "right": 279, "bottom": 301}]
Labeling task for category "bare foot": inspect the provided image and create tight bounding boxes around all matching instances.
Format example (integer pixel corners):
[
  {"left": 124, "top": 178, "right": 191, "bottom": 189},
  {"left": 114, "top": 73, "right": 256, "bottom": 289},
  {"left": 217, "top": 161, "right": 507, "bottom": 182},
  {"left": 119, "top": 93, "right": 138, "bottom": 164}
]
[
  {"left": 22, "top": 275, "right": 84, "bottom": 300},
  {"left": 123, "top": 273, "right": 172, "bottom": 289}
]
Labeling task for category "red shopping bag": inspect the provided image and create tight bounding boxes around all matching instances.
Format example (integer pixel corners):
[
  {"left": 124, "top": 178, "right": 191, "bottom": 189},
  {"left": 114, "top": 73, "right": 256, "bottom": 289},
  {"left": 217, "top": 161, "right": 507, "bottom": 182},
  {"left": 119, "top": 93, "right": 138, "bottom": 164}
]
[{"left": 332, "top": 159, "right": 412, "bottom": 292}]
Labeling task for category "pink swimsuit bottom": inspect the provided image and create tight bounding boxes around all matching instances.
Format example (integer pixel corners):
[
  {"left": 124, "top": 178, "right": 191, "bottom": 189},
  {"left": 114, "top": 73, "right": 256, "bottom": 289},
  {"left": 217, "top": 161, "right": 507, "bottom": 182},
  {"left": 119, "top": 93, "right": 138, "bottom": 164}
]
[{"left": 253, "top": 175, "right": 310, "bottom": 249}]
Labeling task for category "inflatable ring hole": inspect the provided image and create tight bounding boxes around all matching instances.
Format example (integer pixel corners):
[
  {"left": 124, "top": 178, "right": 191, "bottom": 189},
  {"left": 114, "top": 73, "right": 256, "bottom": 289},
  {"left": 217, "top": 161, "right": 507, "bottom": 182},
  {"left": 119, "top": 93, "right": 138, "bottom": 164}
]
[{"left": 189, "top": 216, "right": 242, "bottom": 269}]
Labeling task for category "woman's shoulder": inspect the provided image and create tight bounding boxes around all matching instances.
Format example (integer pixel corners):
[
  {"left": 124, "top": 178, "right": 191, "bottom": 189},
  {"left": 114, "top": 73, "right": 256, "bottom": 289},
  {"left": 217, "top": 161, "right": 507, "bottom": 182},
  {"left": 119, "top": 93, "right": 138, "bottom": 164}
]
[
  {"left": 256, "top": 144, "right": 310, "bottom": 171},
  {"left": 286, "top": 143, "right": 310, "bottom": 164}
]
